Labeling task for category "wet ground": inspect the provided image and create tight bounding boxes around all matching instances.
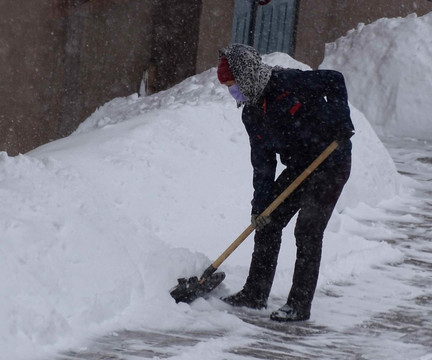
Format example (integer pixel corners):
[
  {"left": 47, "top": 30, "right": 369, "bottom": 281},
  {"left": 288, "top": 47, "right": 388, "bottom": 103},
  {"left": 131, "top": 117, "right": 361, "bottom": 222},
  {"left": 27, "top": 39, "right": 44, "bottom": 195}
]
[{"left": 57, "top": 137, "right": 432, "bottom": 360}]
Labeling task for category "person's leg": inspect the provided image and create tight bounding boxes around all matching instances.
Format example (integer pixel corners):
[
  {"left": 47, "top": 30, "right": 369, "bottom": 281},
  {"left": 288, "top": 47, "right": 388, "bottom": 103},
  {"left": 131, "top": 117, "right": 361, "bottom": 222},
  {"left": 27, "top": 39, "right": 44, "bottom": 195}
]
[
  {"left": 241, "top": 223, "right": 284, "bottom": 303},
  {"left": 222, "top": 168, "right": 301, "bottom": 308},
  {"left": 272, "top": 158, "right": 351, "bottom": 321}
]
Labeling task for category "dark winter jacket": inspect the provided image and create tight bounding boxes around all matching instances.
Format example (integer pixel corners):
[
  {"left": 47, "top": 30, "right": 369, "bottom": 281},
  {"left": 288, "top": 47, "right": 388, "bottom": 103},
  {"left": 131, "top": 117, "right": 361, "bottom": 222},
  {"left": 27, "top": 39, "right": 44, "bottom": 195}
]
[
  {"left": 242, "top": 69, "right": 354, "bottom": 214},
  {"left": 219, "top": 44, "right": 354, "bottom": 215}
]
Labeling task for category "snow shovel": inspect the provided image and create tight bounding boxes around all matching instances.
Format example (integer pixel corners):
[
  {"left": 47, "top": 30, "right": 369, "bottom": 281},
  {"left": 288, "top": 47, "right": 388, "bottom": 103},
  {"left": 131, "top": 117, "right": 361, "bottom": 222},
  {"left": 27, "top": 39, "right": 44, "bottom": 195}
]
[{"left": 170, "top": 140, "right": 339, "bottom": 304}]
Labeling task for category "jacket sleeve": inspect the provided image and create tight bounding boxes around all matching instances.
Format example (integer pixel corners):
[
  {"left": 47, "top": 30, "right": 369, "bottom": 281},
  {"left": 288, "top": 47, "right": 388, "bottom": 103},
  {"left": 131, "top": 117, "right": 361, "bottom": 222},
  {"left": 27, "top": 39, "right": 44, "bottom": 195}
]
[
  {"left": 250, "top": 142, "right": 277, "bottom": 215},
  {"left": 242, "top": 105, "right": 277, "bottom": 215}
]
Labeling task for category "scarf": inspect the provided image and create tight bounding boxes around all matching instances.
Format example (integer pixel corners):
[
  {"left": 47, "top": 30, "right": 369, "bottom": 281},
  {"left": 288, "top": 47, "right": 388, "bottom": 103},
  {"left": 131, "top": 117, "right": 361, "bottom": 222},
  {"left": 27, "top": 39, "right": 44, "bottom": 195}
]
[{"left": 219, "top": 44, "right": 275, "bottom": 105}]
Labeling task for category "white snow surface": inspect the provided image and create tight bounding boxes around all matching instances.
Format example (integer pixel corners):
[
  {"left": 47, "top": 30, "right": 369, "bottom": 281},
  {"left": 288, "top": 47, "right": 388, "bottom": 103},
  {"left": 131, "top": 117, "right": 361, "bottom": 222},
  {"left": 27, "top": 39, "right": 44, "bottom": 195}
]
[
  {"left": 321, "top": 12, "right": 432, "bottom": 140},
  {"left": 0, "top": 40, "right": 427, "bottom": 358}
]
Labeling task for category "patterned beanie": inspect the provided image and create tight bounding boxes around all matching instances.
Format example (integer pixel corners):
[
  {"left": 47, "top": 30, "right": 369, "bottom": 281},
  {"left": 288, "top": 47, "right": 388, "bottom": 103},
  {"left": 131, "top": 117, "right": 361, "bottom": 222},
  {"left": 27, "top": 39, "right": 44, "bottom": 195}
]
[{"left": 219, "top": 44, "right": 273, "bottom": 105}]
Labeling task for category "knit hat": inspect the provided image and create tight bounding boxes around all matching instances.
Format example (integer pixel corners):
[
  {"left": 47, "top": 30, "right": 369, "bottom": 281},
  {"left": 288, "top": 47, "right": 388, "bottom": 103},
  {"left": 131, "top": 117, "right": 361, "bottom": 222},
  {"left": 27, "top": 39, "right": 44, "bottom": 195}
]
[
  {"left": 217, "top": 56, "right": 235, "bottom": 84},
  {"left": 219, "top": 44, "right": 277, "bottom": 105}
]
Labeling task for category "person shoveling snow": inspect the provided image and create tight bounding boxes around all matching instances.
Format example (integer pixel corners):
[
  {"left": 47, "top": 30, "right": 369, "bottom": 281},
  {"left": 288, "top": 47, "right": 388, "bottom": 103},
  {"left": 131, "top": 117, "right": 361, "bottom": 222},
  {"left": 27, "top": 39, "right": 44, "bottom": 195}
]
[{"left": 171, "top": 43, "right": 354, "bottom": 322}]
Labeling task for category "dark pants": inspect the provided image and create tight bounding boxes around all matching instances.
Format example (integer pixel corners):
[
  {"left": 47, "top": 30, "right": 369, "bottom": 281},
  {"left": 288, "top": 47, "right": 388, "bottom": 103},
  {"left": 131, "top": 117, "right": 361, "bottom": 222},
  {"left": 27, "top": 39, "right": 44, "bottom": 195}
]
[{"left": 243, "top": 153, "right": 351, "bottom": 315}]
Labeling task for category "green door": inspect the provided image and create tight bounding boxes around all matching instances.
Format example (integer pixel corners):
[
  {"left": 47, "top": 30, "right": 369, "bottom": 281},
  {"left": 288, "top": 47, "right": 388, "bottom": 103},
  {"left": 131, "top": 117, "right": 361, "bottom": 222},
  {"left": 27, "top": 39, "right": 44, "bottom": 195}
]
[{"left": 232, "top": 0, "right": 298, "bottom": 55}]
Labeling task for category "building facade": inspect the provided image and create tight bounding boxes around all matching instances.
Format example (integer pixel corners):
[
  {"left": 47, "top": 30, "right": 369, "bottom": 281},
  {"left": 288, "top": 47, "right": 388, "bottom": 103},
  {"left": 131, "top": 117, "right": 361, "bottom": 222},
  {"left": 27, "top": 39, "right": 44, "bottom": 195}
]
[
  {"left": 1, "top": 0, "right": 431, "bottom": 154},
  {"left": 0, "top": 0, "right": 234, "bottom": 155},
  {"left": 232, "top": 0, "right": 432, "bottom": 68},
  {"left": 295, "top": 0, "right": 432, "bottom": 68}
]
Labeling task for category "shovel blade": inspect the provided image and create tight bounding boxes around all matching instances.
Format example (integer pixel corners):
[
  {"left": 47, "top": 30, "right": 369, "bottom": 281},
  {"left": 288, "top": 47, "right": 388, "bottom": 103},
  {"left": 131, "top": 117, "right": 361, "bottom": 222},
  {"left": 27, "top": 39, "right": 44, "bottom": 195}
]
[{"left": 170, "top": 272, "right": 225, "bottom": 304}]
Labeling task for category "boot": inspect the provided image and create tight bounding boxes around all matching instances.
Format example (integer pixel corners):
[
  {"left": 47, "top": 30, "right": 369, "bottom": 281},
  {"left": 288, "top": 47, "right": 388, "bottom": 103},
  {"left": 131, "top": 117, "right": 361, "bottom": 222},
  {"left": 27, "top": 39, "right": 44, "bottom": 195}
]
[
  {"left": 270, "top": 304, "right": 310, "bottom": 322},
  {"left": 221, "top": 289, "right": 267, "bottom": 310}
]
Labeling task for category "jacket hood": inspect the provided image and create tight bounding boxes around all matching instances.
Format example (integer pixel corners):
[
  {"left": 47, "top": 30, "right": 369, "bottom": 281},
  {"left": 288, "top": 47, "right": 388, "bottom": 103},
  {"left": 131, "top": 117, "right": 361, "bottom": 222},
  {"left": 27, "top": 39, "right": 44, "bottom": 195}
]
[{"left": 219, "top": 44, "right": 273, "bottom": 105}]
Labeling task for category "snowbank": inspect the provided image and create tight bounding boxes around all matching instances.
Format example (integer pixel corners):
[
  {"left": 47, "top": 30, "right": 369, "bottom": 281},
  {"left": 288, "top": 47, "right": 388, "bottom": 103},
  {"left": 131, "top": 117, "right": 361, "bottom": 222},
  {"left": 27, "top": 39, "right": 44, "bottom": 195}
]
[
  {"left": 0, "top": 53, "right": 403, "bottom": 359},
  {"left": 321, "top": 12, "right": 432, "bottom": 140}
]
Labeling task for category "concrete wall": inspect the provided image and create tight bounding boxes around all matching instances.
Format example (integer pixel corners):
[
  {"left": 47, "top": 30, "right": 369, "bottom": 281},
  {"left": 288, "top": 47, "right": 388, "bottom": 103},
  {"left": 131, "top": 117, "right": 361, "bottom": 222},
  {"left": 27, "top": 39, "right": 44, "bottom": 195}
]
[
  {"left": 0, "top": 0, "right": 234, "bottom": 155},
  {"left": 149, "top": 0, "right": 202, "bottom": 93},
  {"left": 0, "top": 0, "right": 152, "bottom": 155},
  {"left": 148, "top": 0, "right": 234, "bottom": 90},
  {"left": 0, "top": 0, "right": 63, "bottom": 154},
  {"left": 8, "top": 0, "right": 425, "bottom": 155},
  {"left": 295, "top": 0, "right": 432, "bottom": 68},
  {"left": 195, "top": 0, "right": 235, "bottom": 73},
  {"left": 59, "top": 0, "right": 152, "bottom": 137}
]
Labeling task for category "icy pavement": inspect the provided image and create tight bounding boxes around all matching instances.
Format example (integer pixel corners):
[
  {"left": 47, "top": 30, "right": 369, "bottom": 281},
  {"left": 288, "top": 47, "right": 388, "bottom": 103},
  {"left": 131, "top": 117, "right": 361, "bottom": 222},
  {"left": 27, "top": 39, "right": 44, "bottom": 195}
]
[{"left": 56, "top": 137, "right": 432, "bottom": 360}]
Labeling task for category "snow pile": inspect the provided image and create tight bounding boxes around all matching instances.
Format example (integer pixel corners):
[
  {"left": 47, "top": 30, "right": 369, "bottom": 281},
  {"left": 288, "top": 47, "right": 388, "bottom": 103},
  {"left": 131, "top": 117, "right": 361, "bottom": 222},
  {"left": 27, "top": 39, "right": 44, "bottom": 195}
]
[
  {"left": 0, "top": 53, "right": 405, "bottom": 359},
  {"left": 321, "top": 12, "right": 432, "bottom": 140}
]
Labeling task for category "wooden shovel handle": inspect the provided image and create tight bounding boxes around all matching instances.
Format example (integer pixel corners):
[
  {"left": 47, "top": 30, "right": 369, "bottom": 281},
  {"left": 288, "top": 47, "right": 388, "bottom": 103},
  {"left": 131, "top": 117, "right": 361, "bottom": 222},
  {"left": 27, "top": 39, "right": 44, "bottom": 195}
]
[{"left": 210, "top": 140, "right": 339, "bottom": 270}]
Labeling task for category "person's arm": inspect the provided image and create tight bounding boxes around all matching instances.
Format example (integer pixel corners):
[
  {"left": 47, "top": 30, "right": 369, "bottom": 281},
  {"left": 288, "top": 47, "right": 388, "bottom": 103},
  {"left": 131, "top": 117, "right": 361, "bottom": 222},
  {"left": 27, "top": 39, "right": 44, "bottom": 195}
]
[
  {"left": 250, "top": 143, "right": 277, "bottom": 215},
  {"left": 242, "top": 105, "right": 277, "bottom": 215}
]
